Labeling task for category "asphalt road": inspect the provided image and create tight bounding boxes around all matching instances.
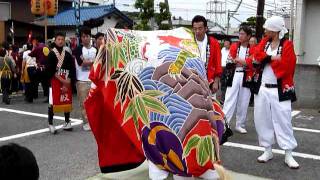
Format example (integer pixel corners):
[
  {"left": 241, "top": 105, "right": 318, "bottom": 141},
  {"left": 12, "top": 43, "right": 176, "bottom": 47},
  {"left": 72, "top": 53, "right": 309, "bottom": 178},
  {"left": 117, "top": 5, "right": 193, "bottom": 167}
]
[{"left": 1, "top": 92, "right": 319, "bottom": 180}]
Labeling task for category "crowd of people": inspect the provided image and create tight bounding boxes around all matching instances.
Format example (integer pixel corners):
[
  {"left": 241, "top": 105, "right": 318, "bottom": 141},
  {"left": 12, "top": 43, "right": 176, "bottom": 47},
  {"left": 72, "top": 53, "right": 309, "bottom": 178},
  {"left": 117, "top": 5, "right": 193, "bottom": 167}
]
[
  {"left": 0, "top": 26, "right": 105, "bottom": 132},
  {"left": 146, "top": 14, "right": 299, "bottom": 180},
  {"left": 0, "top": 15, "right": 300, "bottom": 180},
  {"left": 215, "top": 15, "right": 299, "bottom": 169}
]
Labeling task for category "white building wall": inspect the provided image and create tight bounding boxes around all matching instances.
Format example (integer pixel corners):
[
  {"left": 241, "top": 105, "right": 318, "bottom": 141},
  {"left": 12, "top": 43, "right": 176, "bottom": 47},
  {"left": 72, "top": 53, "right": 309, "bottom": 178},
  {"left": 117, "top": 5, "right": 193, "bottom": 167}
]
[
  {"left": 295, "top": 0, "right": 320, "bottom": 65},
  {"left": 294, "top": 0, "right": 306, "bottom": 64},
  {"left": 59, "top": 15, "right": 119, "bottom": 38},
  {"left": 91, "top": 15, "right": 118, "bottom": 35},
  {"left": 303, "top": 0, "right": 320, "bottom": 65}
]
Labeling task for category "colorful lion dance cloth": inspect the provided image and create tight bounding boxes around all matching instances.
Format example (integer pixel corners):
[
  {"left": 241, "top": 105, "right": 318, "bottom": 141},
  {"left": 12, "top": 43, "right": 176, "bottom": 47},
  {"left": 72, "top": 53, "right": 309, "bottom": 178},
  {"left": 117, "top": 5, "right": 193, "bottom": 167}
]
[{"left": 85, "top": 28, "right": 226, "bottom": 178}]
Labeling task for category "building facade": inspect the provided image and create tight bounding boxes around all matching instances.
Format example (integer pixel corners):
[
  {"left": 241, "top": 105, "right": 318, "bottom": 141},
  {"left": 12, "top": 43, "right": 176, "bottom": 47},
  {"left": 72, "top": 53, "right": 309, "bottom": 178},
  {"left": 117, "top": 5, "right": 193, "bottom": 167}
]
[
  {"left": 293, "top": 0, "right": 320, "bottom": 108},
  {"left": 0, "top": 0, "right": 107, "bottom": 45}
]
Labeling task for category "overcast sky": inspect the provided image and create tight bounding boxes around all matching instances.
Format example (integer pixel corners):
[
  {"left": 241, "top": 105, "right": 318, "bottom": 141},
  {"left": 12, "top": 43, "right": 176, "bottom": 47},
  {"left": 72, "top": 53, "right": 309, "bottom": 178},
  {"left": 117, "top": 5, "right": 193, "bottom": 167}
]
[{"left": 107, "top": 0, "right": 290, "bottom": 28}]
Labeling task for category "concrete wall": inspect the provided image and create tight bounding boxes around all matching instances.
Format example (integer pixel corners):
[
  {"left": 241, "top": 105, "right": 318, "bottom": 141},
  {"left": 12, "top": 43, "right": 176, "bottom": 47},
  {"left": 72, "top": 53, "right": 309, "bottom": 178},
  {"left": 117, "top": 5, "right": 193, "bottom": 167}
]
[
  {"left": 91, "top": 15, "right": 118, "bottom": 35},
  {"left": 294, "top": 0, "right": 320, "bottom": 65},
  {"left": 291, "top": 0, "right": 320, "bottom": 109},
  {"left": 293, "top": 0, "right": 306, "bottom": 63},
  {"left": 57, "top": 15, "right": 118, "bottom": 38},
  {"left": 293, "top": 65, "right": 320, "bottom": 109},
  {"left": 303, "top": 0, "right": 320, "bottom": 65}
]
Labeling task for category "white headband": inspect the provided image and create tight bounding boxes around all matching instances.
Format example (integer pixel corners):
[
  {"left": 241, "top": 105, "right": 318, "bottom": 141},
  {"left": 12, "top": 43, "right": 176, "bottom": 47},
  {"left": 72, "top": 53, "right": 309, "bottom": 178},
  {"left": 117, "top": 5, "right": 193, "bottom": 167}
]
[{"left": 263, "top": 16, "right": 288, "bottom": 39}]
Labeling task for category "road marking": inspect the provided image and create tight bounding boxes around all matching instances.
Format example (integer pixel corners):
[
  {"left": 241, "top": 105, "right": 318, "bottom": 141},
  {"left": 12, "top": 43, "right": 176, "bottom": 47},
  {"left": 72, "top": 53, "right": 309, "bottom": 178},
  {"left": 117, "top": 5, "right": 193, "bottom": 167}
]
[
  {"left": 0, "top": 122, "right": 83, "bottom": 142},
  {"left": 291, "top": 110, "right": 301, "bottom": 117},
  {"left": 0, "top": 108, "right": 83, "bottom": 142},
  {"left": 295, "top": 115, "right": 314, "bottom": 121},
  {"left": 290, "top": 110, "right": 320, "bottom": 133},
  {"left": 223, "top": 110, "right": 320, "bottom": 160},
  {"left": 224, "top": 142, "right": 320, "bottom": 161},
  {"left": 0, "top": 107, "right": 82, "bottom": 123},
  {"left": 293, "top": 127, "right": 320, "bottom": 133}
]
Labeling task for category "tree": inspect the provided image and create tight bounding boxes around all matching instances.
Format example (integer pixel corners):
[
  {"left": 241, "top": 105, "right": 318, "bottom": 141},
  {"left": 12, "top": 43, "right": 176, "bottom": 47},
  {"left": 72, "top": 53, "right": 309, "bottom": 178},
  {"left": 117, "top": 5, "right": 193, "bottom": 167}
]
[
  {"left": 155, "top": 2, "right": 172, "bottom": 30},
  {"left": 134, "top": 0, "right": 155, "bottom": 30},
  {"left": 240, "top": 16, "right": 266, "bottom": 36}
]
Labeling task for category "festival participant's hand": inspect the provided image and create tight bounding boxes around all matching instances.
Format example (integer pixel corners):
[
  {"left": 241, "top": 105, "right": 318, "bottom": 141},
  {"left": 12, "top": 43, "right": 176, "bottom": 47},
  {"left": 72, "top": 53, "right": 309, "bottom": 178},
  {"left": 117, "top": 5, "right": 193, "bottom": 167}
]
[
  {"left": 211, "top": 81, "right": 219, "bottom": 94},
  {"left": 61, "top": 85, "right": 69, "bottom": 93},
  {"left": 271, "top": 55, "right": 281, "bottom": 61}
]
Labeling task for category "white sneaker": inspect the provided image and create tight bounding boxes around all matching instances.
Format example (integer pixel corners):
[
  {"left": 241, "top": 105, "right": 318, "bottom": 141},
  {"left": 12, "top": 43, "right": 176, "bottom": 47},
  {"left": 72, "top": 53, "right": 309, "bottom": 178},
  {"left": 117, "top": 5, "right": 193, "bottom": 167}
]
[
  {"left": 62, "top": 122, "right": 73, "bottom": 131},
  {"left": 49, "top": 125, "right": 57, "bottom": 134},
  {"left": 258, "top": 147, "right": 273, "bottom": 163},
  {"left": 235, "top": 127, "right": 247, "bottom": 134},
  {"left": 285, "top": 150, "right": 299, "bottom": 169},
  {"left": 83, "top": 123, "right": 91, "bottom": 131}
]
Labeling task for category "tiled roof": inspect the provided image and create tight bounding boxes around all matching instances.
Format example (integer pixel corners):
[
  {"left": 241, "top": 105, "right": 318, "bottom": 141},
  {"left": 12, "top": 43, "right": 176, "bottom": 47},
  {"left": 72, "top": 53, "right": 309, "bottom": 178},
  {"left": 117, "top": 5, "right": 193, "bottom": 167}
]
[{"left": 43, "top": 5, "right": 133, "bottom": 26}]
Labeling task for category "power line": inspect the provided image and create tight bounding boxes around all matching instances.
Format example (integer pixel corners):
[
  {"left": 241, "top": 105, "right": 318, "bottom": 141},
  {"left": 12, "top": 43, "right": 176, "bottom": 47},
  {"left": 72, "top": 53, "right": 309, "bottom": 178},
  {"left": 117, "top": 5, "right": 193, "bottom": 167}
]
[
  {"left": 228, "top": 0, "right": 257, "bottom": 9},
  {"left": 226, "top": 0, "right": 256, "bottom": 11}
]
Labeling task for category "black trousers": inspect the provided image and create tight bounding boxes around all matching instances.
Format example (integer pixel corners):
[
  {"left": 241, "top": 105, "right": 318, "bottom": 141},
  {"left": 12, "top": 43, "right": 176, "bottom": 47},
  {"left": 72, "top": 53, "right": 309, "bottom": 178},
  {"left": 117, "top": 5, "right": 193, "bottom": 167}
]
[
  {"left": 36, "top": 68, "right": 49, "bottom": 97},
  {"left": 1, "top": 77, "right": 11, "bottom": 104},
  {"left": 220, "top": 67, "right": 228, "bottom": 103},
  {"left": 25, "top": 67, "right": 37, "bottom": 102},
  {"left": 48, "top": 106, "right": 70, "bottom": 125}
]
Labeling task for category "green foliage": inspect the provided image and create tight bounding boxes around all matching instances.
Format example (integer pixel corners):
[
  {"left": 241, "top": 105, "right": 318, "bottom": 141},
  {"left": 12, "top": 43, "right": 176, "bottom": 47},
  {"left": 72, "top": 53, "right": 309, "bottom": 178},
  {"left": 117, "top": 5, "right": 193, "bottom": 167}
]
[
  {"left": 240, "top": 16, "right": 266, "bottom": 32},
  {"left": 155, "top": 2, "right": 172, "bottom": 30},
  {"left": 134, "top": 0, "right": 172, "bottom": 30},
  {"left": 134, "top": 0, "right": 155, "bottom": 30}
]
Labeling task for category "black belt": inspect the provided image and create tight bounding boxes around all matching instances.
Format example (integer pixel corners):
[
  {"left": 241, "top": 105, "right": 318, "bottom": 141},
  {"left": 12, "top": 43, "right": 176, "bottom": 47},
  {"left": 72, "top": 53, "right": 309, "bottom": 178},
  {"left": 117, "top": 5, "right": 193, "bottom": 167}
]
[
  {"left": 264, "top": 83, "right": 278, "bottom": 88},
  {"left": 235, "top": 70, "right": 244, "bottom": 72}
]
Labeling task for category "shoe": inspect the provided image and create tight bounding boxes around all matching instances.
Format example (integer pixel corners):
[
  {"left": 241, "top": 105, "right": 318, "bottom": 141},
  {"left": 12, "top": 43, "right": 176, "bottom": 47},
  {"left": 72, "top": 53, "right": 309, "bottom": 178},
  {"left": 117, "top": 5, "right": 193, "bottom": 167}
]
[
  {"left": 258, "top": 147, "right": 273, "bottom": 163},
  {"left": 235, "top": 126, "right": 247, "bottom": 134},
  {"left": 285, "top": 150, "right": 299, "bottom": 169},
  {"left": 49, "top": 125, "right": 57, "bottom": 134},
  {"left": 62, "top": 122, "right": 73, "bottom": 131},
  {"left": 83, "top": 123, "right": 91, "bottom": 131}
]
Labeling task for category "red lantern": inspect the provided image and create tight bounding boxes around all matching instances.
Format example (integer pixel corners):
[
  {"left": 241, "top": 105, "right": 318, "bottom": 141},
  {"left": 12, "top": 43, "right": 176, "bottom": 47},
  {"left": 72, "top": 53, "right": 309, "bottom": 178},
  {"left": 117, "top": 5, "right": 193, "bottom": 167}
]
[
  {"left": 31, "top": 0, "right": 44, "bottom": 16},
  {"left": 46, "top": 0, "right": 58, "bottom": 17}
]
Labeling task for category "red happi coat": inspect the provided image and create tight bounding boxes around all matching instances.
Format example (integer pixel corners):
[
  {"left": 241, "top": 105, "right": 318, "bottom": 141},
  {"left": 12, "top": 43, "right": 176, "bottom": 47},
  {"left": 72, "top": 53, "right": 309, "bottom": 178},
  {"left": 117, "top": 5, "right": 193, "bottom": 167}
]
[
  {"left": 247, "top": 37, "right": 297, "bottom": 102},
  {"left": 207, "top": 36, "right": 223, "bottom": 85},
  {"left": 84, "top": 63, "right": 145, "bottom": 173},
  {"left": 226, "top": 42, "right": 254, "bottom": 88}
]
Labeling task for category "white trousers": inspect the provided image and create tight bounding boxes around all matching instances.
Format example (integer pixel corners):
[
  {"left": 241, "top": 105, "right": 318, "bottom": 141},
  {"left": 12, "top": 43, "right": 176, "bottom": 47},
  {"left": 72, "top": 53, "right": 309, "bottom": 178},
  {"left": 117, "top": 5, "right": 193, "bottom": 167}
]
[
  {"left": 223, "top": 72, "right": 251, "bottom": 128},
  {"left": 254, "top": 85, "right": 297, "bottom": 150},
  {"left": 148, "top": 161, "right": 219, "bottom": 180}
]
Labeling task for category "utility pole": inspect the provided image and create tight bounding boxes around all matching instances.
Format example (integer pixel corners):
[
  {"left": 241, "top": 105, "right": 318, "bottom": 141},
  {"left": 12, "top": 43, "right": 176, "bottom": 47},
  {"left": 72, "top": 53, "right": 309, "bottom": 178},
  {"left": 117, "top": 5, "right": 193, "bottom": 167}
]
[
  {"left": 74, "top": 0, "right": 81, "bottom": 44},
  {"left": 226, "top": 10, "right": 237, "bottom": 35},
  {"left": 150, "top": 0, "right": 155, "bottom": 30},
  {"left": 255, "top": 0, "right": 265, "bottom": 41},
  {"left": 227, "top": 9, "right": 230, "bottom": 35},
  {"left": 289, "top": 0, "right": 294, "bottom": 40},
  {"left": 44, "top": 0, "right": 48, "bottom": 43},
  {"left": 206, "top": 0, "right": 226, "bottom": 29},
  {"left": 10, "top": 20, "right": 14, "bottom": 45}
]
